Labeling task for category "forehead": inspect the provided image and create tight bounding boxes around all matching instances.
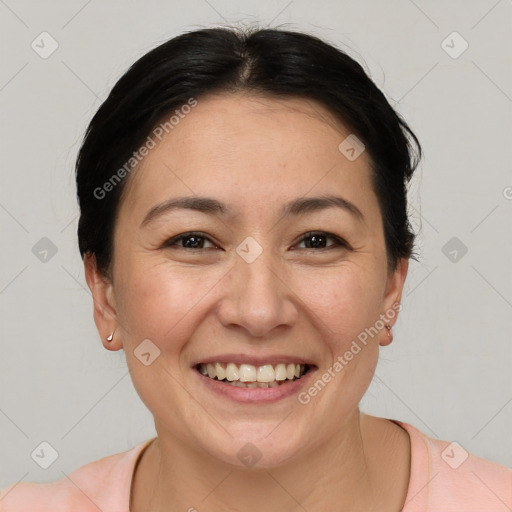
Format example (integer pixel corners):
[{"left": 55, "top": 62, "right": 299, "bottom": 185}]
[{"left": 120, "top": 93, "right": 375, "bottom": 219}]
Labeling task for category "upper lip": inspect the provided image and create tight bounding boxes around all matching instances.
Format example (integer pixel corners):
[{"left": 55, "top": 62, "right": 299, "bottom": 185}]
[{"left": 192, "top": 354, "right": 317, "bottom": 368}]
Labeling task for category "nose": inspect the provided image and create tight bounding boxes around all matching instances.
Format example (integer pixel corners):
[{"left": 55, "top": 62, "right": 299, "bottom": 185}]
[{"left": 216, "top": 250, "right": 299, "bottom": 338}]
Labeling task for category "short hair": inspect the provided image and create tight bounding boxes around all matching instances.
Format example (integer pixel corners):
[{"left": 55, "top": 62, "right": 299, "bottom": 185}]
[{"left": 76, "top": 26, "right": 421, "bottom": 278}]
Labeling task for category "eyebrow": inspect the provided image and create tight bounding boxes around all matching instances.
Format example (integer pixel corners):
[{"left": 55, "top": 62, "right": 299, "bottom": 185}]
[{"left": 140, "top": 194, "right": 364, "bottom": 228}]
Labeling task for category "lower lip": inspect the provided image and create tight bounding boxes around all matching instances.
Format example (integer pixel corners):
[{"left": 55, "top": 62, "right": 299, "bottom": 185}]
[{"left": 194, "top": 368, "right": 316, "bottom": 404}]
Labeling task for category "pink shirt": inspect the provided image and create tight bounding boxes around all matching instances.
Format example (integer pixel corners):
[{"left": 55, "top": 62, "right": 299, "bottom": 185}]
[{"left": 1, "top": 421, "right": 511, "bottom": 511}]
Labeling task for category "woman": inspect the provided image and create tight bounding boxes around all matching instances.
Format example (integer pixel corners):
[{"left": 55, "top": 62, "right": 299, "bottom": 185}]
[{"left": 1, "top": 26, "right": 510, "bottom": 512}]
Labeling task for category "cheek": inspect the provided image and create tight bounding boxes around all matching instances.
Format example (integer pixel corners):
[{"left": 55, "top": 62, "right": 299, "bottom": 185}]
[
  {"left": 113, "top": 256, "right": 223, "bottom": 352},
  {"left": 113, "top": 259, "right": 215, "bottom": 425},
  {"left": 296, "top": 264, "right": 385, "bottom": 340}
]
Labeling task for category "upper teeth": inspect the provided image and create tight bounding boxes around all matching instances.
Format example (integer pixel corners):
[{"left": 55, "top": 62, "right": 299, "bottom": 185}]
[{"left": 198, "top": 362, "right": 305, "bottom": 382}]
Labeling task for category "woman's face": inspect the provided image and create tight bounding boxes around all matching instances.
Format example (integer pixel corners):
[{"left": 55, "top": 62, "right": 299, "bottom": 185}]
[{"left": 88, "top": 93, "right": 407, "bottom": 467}]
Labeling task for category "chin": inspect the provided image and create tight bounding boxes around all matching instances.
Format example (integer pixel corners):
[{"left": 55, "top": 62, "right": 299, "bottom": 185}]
[{"left": 199, "top": 422, "right": 306, "bottom": 469}]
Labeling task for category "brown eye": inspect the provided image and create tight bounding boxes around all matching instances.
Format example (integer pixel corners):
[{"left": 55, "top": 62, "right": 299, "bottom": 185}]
[
  {"left": 295, "top": 232, "right": 349, "bottom": 250},
  {"left": 164, "top": 232, "right": 217, "bottom": 249}
]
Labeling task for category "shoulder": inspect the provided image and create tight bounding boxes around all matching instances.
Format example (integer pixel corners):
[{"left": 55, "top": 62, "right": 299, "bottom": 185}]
[
  {"left": 0, "top": 479, "right": 92, "bottom": 512},
  {"left": 396, "top": 421, "right": 512, "bottom": 512},
  {"left": 0, "top": 438, "right": 154, "bottom": 512}
]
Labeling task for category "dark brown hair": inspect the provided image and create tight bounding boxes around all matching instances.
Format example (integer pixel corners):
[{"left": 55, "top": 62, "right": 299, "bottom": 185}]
[{"left": 76, "top": 26, "right": 421, "bottom": 278}]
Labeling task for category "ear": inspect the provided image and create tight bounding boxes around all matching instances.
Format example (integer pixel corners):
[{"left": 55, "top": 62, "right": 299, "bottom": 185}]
[
  {"left": 379, "top": 258, "right": 409, "bottom": 347},
  {"left": 84, "top": 253, "right": 121, "bottom": 351}
]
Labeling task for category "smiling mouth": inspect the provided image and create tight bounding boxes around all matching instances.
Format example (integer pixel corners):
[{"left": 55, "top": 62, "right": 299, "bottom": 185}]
[{"left": 195, "top": 362, "right": 312, "bottom": 388}]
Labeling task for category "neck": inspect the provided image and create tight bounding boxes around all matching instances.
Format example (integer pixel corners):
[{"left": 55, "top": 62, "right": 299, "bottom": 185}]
[{"left": 131, "top": 410, "right": 410, "bottom": 512}]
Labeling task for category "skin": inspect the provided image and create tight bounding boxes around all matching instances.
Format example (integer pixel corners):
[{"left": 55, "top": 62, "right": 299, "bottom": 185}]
[{"left": 85, "top": 92, "right": 411, "bottom": 512}]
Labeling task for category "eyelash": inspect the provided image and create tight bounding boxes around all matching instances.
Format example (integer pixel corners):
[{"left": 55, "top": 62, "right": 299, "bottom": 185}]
[{"left": 163, "top": 231, "right": 350, "bottom": 251}]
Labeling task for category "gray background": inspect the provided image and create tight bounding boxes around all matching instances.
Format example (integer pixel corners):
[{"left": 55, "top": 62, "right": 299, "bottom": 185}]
[{"left": 1, "top": 0, "right": 511, "bottom": 487}]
